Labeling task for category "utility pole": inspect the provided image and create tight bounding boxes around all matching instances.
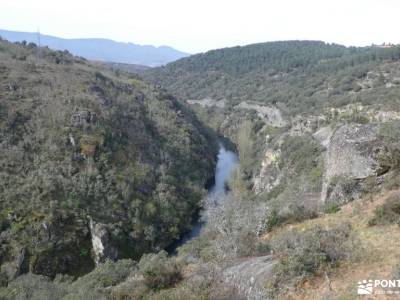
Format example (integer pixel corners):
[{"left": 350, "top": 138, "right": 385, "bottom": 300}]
[{"left": 36, "top": 28, "right": 41, "bottom": 63}]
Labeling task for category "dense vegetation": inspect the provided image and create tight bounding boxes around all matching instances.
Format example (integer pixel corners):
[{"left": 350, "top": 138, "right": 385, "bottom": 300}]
[
  {"left": 0, "top": 38, "right": 217, "bottom": 281},
  {"left": 3, "top": 38, "right": 400, "bottom": 299},
  {"left": 145, "top": 40, "right": 400, "bottom": 115},
  {"left": 139, "top": 40, "right": 400, "bottom": 299}
]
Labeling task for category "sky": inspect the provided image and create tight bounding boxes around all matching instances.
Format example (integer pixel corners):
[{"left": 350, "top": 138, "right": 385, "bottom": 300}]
[{"left": 0, "top": 0, "right": 399, "bottom": 54}]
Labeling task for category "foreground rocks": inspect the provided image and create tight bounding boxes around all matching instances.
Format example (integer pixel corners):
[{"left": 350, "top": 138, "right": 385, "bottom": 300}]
[
  {"left": 321, "top": 124, "right": 387, "bottom": 205},
  {"left": 89, "top": 218, "right": 118, "bottom": 265},
  {"left": 222, "top": 255, "right": 277, "bottom": 300}
]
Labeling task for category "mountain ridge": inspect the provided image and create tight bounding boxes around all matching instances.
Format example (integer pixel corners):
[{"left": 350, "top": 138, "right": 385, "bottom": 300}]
[{"left": 0, "top": 29, "right": 189, "bottom": 66}]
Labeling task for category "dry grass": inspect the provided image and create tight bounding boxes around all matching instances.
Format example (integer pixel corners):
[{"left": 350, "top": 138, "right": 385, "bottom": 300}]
[
  {"left": 262, "top": 189, "right": 400, "bottom": 299},
  {"left": 80, "top": 134, "right": 103, "bottom": 157}
]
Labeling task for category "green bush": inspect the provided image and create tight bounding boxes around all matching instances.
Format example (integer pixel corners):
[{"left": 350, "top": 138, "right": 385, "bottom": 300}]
[
  {"left": 0, "top": 260, "right": 139, "bottom": 300},
  {"left": 324, "top": 203, "right": 341, "bottom": 214},
  {"left": 368, "top": 194, "right": 400, "bottom": 226},
  {"left": 265, "top": 209, "right": 280, "bottom": 232},
  {"left": 326, "top": 175, "right": 360, "bottom": 205},
  {"left": 378, "top": 121, "right": 400, "bottom": 170},
  {"left": 266, "top": 223, "right": 359, "bottom": 296},
  {"left": 139, "top": 251, "right": 182, "bottom": 290},
  {"left": 265, "top": 205, "right": 318, "bottom": 233}
]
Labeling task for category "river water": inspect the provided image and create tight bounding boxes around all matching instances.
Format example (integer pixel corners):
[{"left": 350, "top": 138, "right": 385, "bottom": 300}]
[
  {"left": 209, "top": 145, "right": 239, "bottom": 196},
  {"left": 169, "top": 144, "right": 238, "bottom": 250}
]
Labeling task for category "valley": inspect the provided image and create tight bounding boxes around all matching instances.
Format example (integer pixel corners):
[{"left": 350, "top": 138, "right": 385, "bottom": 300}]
[
  {"left": 1, "top": 38, "right": 400, "bottom": 299},
  {"left": 168, "top": 144, "right": 238, "bottom": 252}
]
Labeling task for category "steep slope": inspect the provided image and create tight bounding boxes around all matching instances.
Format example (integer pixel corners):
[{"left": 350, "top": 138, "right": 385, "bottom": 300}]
[
  {"left": 138, "top": 41, "right": 400, "bottom": 298},
  {"left": 3, "top": 39, "right": 400, "bottom": 299},
  {"left": 0, "top": 29, "right": 189, "bottom": 66},
  {"left": 145, "top": 41, "right": 400, "bottom": 204},
  {"left": 0, "top": 39, "right": 217, "bottom": 280}
]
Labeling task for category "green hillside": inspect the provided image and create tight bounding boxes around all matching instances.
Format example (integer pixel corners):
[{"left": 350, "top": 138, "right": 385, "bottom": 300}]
[
  {"left": 145, "top": 40, "right": 400, "bottom": 115},
  {"left": 3, "top": 39, "right": 400, "bottom": 299},
  {"left": 0, "top": 39, "right": 217, "bottom": 279},
  {"left": 138, "top": 40, "right": 400, "bottom": 299}
]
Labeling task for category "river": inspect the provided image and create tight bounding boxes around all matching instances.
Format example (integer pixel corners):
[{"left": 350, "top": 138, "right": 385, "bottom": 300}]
[{"left": 168, "top": 143, "right": 239, "bottom": 251}]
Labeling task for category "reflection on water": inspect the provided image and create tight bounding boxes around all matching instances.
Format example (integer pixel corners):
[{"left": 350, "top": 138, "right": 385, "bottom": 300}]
[{"left": 168, "top": 144, "right": 238, "bottom": 250}]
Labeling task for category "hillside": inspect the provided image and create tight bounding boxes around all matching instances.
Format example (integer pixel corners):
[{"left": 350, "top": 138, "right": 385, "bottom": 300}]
[
  {"left": 0, "top": 29, "right": 189, "bottom": 66},
  {"left": 138, "top": 40, "right": 400, "bottom": 299},
  {"left": 0, "top": 39, "right": 217, "bottom": 281},
  {"left": 2, "top": 40, "right": 400, "bottom": 299},
  {"left": 145, "top": 40, "right": 400, "bottom": 115},
  {"left": 144, "top": 41, "right": 400, "bottom": 200}
]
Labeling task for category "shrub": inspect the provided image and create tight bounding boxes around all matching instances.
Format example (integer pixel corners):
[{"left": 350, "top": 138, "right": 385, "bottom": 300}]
[
  {"left": 265, "top": 204, "right": 318, "bottom": 233},
  {"left": 201, "top": 193, "right": 268, "bottom": 261},
  {"left": 378, "top": 121, "right": 400, "bottom": 170},
  {"left": 368, "top": 194, "right": 400, "bottom": 226},
  {"left": 266, "top": 223, "right": 359, "bottom": 296},
  {"left": 0, "top": 273, "right": 66, "bottom": 299},
  {"left": 279, "top": 135, "right": 323, "bottom": 178},
  {"left": 94, "top": 71, "right": 107, "bottom": 81},
  {"left": 324, "top": 203, "right": 341, "bottom": 214},
  {"left": 0, "top": 260, "right": 138, "bottom": 299},
  {"left": 72, "top": 259, "right": 136, "bottom": 289},
  {"left": 138, "top": 251, "right": 182, "bottom": 290},
  {"left": 265, "top": 208, "right": 280, "bottom": 232},
  {"left": 326, "top": 176, "right": 360, "bottom": 205}
]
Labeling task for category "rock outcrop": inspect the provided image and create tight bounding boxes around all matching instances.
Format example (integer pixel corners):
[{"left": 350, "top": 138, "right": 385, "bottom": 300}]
[
  {"left": 236, "top": 102, "right": 288, "bottom": 127},
  {"left": 321, "top": 124, "right": 384, "bottom": 204},
  {"left": 187, "top": 98, "right": 226, "bottom": 108},
  {"left": 313, "top": 126, "right": 334, "bottom": 148},
  {"left": 1, "top": 247, "right": 26, "bottom": 281},
  {"left": 290, "top": 114, "right": 327, "bottom": 135},
  {"left": 328, "top": 103, "right": 400, "bottom": 123},
  {"left": 222, "top": 255, "right": 277, "bottom": 300},
  {"left": 89, "top": 218, "right": 118, "bottom": 265},
  {"left": 253, "top": 146, "right": 282, "bottom": 195}
]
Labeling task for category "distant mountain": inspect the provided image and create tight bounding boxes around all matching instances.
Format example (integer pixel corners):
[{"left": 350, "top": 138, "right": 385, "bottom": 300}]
[{"left": 0, "top": 29, "right": 189, "bottom": 66}]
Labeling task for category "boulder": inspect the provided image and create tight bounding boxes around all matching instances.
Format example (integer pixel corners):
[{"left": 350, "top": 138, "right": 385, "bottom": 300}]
[
  {"left": 222, "top": 255, "right": 277, "bottom": 300},
  {"left": 89, "top": 218, "right": 118, "bottom": 265},
  {"left": 1, "top": 247, "right": 26, "bottom": 281},
  {"left": 321, "top": 124, "right": 385, "bottom": 204},
  {"left": 313, "top": 126, "right": 334, "bottom": 148}
]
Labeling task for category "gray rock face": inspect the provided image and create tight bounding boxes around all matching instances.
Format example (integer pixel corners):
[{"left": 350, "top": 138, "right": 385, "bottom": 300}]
[
  {"left": 290, "top": 114, "right": 327, "bottom": 135},
  {"left": 1, "top": 247, "right": 26, "bottom": 281},
  {"left": 326, "top": 124, "right": 379, "bottom": 179},
  {"left": 236, "top": 102, "right": 288, "bottom": 127},
  {"left": 71, "top": 110, "right": 97, "bottom": 127},
  {"left": 313, "top": 126, "right": 334, "bottom": 148},
  {"left": 222, "top": 255, "right": 277, "bottom": 300},
  {"left": 321, "top": 124, "right": 383, "bottom": 204},
  {"left": 187, "top": 98, "right": 226, "bottom": 108},
  {"left": 325, "top": 177, "right": 362, "bottom": 205},
  {"left": 89, "top": 218, "right": 118, "bottom": 265},
  {"left": 253, "top": 147, "right": 282, "bottom": 195}
]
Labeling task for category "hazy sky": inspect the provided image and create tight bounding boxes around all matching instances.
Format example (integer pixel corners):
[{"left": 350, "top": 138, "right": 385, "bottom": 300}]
[{"left": 0, "top": 0, "right": 399, "bottom": 53}]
